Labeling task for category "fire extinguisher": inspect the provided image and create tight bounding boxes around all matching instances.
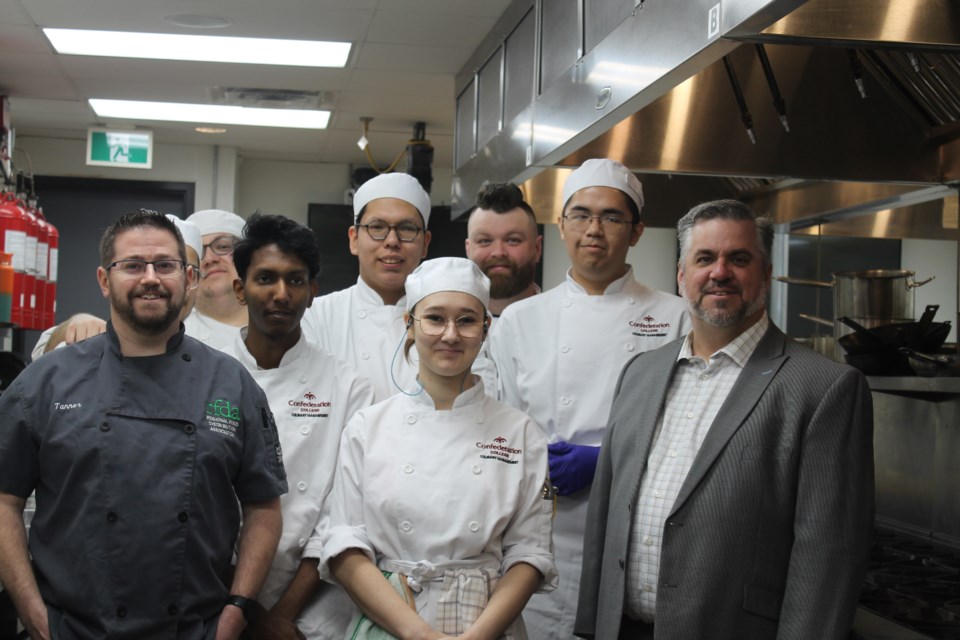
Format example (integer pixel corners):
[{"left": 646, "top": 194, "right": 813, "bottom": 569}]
[
  {"left": 37, "top": 207, "right": 57, "bottom": 328},
  {"left": 31, "top": 200, "right": 48, "bottom": 330},
  {"left": 19, "top": 195, "right": 38, "bottom": 330},
  {"left": 0, "top": 191, "right": 27, "bottom": 326}
]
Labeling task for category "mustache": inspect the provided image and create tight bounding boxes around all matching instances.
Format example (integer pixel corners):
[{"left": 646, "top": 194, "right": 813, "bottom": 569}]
[
  {"left": 481, "top": 258, "right": 516, "bottom": 270},
  {"left": 132, "top": 286, "right": 170, "bottom": 299}
]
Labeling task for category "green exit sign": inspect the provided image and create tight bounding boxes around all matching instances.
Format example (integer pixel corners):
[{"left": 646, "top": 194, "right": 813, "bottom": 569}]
[{"left": 86, "top": 128, "right": 153, "bottom": 169}]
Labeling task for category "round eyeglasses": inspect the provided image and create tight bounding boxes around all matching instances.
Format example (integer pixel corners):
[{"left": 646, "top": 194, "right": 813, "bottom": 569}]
[
  {"left": 410, "top": 313, "right": 486, "bottom": 338},
  {"left": 562, "top": 212, "right": 632, "bottom": 232},
  {"left": 107, "top": 259, "right": 186, "bottom": 278},
  {"left": 356, "top": 221, "right": 423, "bottom": 243},
  {"left": 202, "top": 235, "right": 238, "bottom": 256}
]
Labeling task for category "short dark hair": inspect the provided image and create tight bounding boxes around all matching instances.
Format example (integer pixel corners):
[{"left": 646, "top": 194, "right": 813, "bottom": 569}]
[
  {"left": 469, "top": 182, "right": 537, "bottom": 227},
  {"left": 677, "top": 199, "right": 774, "bottom": 267},
  {"left": 233, "top": 213, "right": 322, "bottom": 282},
  {"left": 99, "top": 209, "right": 185, "bottom": 267}
]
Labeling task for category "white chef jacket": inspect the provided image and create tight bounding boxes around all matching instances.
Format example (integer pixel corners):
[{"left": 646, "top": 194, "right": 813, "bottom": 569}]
[
  {"left": 315, "top": 381, "right": 557, "bottom": 636},
  {"left": 488, "top": 266, "right": 690, "bottom": 640},
  {"left": 227, "top": 330, "right": 375, "bottom": 639},
  {"left": 183, "top": 308, "right": 241, "bottom": 351},
  {"left": 301, "top": 277, "right": 418, "bottom": 402}
]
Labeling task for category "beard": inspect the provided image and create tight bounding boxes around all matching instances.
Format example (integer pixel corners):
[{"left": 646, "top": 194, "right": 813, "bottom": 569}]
[
  {"left": 685, "top": 280, "right": 767, "bottom": 328},
  {"left": 482, "top": 258, "right": 537, "bottom": 299},
  {"left": 111, "top": 283, "right": 184, "bottom": 335}
]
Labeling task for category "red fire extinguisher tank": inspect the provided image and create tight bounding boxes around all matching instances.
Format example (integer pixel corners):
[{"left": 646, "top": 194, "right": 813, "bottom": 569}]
[{"left": 0, "top": 192, "right": 27, "bottom": 326}]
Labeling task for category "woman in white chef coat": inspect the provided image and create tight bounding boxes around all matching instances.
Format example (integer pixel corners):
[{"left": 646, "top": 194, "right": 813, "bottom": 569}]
[{"left": 319, "top": 257, "right": 556, "bottom": 639}]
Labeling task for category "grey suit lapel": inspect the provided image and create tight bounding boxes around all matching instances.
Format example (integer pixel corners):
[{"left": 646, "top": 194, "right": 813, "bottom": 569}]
[
  {"left": 628, "top": 342, "right": 684, "bottom": 469},
  {"left": 670, "top": 325, "right": 789, "bottom": 515}
]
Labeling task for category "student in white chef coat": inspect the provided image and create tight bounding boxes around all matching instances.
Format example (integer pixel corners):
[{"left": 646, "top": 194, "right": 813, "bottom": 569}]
[
  {"left": 183, "top": 208, "right": 248, "bottom": 349},
  {"left": 488, "top": 159, "right": 692, "bottom": 639},
  {"left": 318, "top": 257, "right": 557, "bottom": 639},
  {"left": 301, "top": 173, "right": 431, "bottom": 401},
  {"left": 228, "top": 213, "right": 375, "bottom": 639}
]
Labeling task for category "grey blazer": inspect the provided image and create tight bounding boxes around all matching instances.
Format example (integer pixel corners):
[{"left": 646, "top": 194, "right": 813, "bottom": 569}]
[{"left": 574, "top": 324, "right": 874, "bottom": 640}]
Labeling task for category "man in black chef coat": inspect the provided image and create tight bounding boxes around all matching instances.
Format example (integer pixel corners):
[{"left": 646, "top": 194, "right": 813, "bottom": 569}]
[{"left": 0, "top": 210, "right": 287, "bottom": 640}]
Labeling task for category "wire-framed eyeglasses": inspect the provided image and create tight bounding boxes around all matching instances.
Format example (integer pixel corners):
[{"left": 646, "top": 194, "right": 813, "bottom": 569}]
[
  {"left": 410, "top": 313, "right": 486, "bottom": 338},
  {"left": 202, "top": 235, "right": 238, "bottom": 256},
  {"left": 107, "top": 259, "right": 187, "bottom": 278},
  {"left": 562, "top": 212, "right": 632, "bottom": 232},
  {"left": 356, "top": 221, "right": 423, "bottom": 243}
]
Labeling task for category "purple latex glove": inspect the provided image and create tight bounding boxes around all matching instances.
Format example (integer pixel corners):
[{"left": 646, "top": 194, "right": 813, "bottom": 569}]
[{"left": 547, "top": 441, "right": 601, "bottom": 496}]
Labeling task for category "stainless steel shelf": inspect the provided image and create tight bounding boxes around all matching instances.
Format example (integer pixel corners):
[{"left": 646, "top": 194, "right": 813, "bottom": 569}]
[{"left": 866, "top": 375, "right": 960, "bottom": 395}]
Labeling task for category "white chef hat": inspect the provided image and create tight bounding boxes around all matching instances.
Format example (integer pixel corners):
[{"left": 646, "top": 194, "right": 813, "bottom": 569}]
[
  {"left": 405, "top": 257, "right": 490, "bottom": 312},
  {"left": 187, "top": 209, "right": 246, "bottom": 238},
  {"left": 354, "top": 173, "right": 432, "bottom": 227},
  {"left": 166, "top": 215, "right": 202, "bottom": 259},
  {"left": 562, "top": 159, "right": 644, "bottom": 220}
]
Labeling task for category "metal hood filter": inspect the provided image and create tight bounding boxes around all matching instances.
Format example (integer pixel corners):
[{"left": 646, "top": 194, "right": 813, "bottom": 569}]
[{"left": 454, "top": 0, "right": 960, "bottom": 229}]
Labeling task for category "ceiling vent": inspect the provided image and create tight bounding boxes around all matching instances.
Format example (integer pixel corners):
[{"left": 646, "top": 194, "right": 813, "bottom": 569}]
[{"left": 210, "top": 87, "right": 336, "bottom": 110}]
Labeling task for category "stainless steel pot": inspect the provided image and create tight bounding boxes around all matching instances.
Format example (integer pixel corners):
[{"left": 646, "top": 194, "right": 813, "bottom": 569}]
[{"left": 776, "top": 269, "right": 934, "bottom": 360}]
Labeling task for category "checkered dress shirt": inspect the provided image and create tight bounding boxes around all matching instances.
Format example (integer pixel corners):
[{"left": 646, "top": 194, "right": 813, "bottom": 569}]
[{"left": 624, "top": 314, "right": 769, "bottom": 621}]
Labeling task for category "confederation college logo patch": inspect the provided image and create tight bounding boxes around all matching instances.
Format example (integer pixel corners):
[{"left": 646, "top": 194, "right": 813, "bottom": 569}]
[
  {"left": 476, "top": 436, "right": 523, "bottom": 464},
  {"left": 288, "top": 391, "right": 330, "bottom": 418},
  {"left": 629, "top": 314, "right": 672, "bottom": 338}
]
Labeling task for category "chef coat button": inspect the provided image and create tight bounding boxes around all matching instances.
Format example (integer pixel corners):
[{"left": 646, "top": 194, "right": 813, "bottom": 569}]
[
  {"left": 627, "top": 298, "right": 635, "bottom": 305},
  {"left": 178, "top": 512, "right": 188, "bottom": 523},
  {"left": 106, "top": 512, "right": 118, "bottom": 523},
  {"left": 472, "top": 465, "right": 482, "bottom": 474},
  {"left": 474, "top": 415, "right": 485, "bottom": 424},
  {"left": 560, "top": 344, "right": 570, "bottom": 353},
  {"left": 361, "top": 352, "right": 370, "bottom": 360},
  {"left": 184, "top": 424, "right": 195, "bottom": 434},
  {"left": 402, "top": 464, "right": 414, "bottom": 474},
  {"left": 469, "top": 521, "right": 480, "bottom": 533},
  {"left": 300, "top": 376, "right": 307, "bottom": 384},
  {"left": 100, "top": 421, "right": 110, "bottom": 432},
  {"left": 560, "top": 396, "right": 571, "bottom": 406},
  {"left": 167, "top": 604, "right": 178, "bottom": 616},
  {"left": 406, "top": 415, "right": 416, "bottom": 424},
  {"left": 400, "top": 521, "right": 412, "bottom": 532},
  {"left": 300, "top": 426, "right": 310, "bottom": 435},
  {"left": 625, "top": 343, "right": 635, "bottom": 352},
  {"left": 181, "top": 353, "right": 191, "bottom": 362},
  {"left": 299, "top": 537, "right": 307, "bottom": 547},
  {"left": 116, "top": 606, "right": 127, "bottom": 618},
  {"left": 358, "top": 311, "right": 367, "bottom": 319},
  {"left": 563, "top": 300, "right": 572, "bottom": 308},
  {"left": 297, "top": 481, "right": 307, "bottom": 491}
]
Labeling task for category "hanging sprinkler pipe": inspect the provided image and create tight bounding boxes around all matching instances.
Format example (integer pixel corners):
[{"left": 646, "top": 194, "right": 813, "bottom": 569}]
[{"left": 722, "top": 56, "right": 757, "bottom": 145}]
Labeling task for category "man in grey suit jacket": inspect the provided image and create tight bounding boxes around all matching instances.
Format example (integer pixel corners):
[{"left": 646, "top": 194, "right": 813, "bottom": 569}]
[{"left": 575, "top": 200, "right": 874, "bottom": 640}]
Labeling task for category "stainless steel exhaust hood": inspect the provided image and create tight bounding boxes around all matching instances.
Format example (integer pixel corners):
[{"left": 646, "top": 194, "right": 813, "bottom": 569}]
[{"left": 453, "top": 0, "right": 960, "bottom": 229}]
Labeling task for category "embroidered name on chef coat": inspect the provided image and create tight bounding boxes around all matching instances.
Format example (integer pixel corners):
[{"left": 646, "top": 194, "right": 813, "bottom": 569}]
[
  {"left": 476, "top": 436, "right": 523, "bottom": 464},
  {"left": 287, "top": 391, "right": 331, "bottom": 418}
]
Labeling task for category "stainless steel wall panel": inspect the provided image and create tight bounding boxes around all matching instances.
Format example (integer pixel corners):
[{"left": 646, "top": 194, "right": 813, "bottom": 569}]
[
  {"left": 584, "top": 0, "right": 634, "bottom": 54},
  {"left": 455, "top": 79, "right": 477, "bottom": 169},
  {"left": 478, "top": 47, "right": 504, "bottom": 149},
  {"left": 504, "top": 9, "right": 537, "bottom": 128},
  {"left": 539, "top": 0, "right": 581, "bottom": 92}
]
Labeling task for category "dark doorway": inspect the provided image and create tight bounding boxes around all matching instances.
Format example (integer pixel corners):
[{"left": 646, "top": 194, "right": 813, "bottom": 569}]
[{"left": 22, "top": 176, "right": 194, "bottom": 359}]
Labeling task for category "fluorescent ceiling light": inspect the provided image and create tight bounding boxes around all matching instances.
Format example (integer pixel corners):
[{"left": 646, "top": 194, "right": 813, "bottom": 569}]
[
  {"left": 44, "top": 28, "right": 350, "bottom": 67},
  {"left": 90, "top": 99, "right": 330, "bottom": 129}
]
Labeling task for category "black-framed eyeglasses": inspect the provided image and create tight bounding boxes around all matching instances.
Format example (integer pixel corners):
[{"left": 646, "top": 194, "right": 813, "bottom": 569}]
[
  {"left": 562, "top": 212, "right": 632, "bottom": 231},
  {"left": 202, "top": 235, "right": 238, "bottom": 256},
  {"left": 410, "top": 313, "right": 486, "bottom": 338},
  {"left": 107, "top": 259, "right": 187, "bottom": 278},
  {"left": 356, "top": 221, "right": 423, "bottom": 243}
]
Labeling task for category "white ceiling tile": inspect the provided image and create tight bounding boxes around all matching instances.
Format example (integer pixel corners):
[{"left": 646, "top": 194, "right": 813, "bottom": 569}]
[
  {"left": 0, "top": 75, "right": 80, "bottom": 100},
  {"left": 366, "top": 10, "right": 497, "bottom": 49},
  {"left": 380, "top": 0, "right": 512, "bottom": 18},
  {"left": 345, "top": 69, "right": 452, "bottom": 98},
  {"left": 0, "top": 24, "right": 56, "bottom": 53},
  {"left": 354, "top": 42, "right": 471, "bottom": 74}
]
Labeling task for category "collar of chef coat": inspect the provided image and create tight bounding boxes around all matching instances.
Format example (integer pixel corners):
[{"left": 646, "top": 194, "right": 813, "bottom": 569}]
[
  {"left": 105, "top": 319, "right": 186, "bottom": 357},
  {"left": 233, "top": 326, "right": 311, "bottom": 370},
  {"left": 407, "top": 376, "right": 487, "bottom": 410},
  {"left": 564, "top": 264, "right": 636, "bottom": 297},
  {"left": 356, "top": 275, "right": 408, "bottom": 309}
]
